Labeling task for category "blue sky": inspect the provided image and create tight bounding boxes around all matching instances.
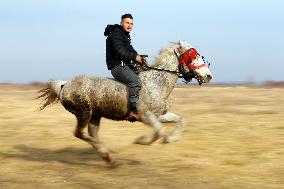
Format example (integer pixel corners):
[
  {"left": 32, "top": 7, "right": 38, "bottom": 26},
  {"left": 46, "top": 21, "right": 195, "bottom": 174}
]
[{"left": 0, "top": 0, "right": 283, "bottom": 83}]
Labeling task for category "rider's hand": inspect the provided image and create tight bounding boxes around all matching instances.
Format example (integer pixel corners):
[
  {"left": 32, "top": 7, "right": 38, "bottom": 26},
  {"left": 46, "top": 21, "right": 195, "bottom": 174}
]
[{"left": 135, "top": 55, "right": 143, "bottom": 64}]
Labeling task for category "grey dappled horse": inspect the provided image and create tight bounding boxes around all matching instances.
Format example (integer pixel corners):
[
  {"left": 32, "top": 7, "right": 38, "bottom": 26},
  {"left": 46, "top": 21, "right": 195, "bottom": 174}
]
[{"left": 38, "top": 40, "right": 212, "bottom": 165}]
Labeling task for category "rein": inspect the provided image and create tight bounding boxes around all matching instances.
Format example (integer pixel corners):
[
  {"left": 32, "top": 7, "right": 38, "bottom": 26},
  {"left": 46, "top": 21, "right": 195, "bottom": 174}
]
[
  {"left": 141, "top": 62, "right": 180, "bottom": 76},
  {"left": 139, "top": 51, "right": 182, "bottom": 77}
]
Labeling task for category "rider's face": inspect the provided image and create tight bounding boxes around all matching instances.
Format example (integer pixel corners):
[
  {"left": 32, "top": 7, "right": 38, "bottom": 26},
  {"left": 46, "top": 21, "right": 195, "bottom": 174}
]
[{"left": 120, "top": 18, "right": 133, "bottom": 33}]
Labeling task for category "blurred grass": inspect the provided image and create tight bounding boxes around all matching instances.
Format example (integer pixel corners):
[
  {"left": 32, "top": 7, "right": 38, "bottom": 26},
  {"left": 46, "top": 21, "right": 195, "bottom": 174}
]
[{"left": 0, "top": 85, "right": 283, "bottom": 189}]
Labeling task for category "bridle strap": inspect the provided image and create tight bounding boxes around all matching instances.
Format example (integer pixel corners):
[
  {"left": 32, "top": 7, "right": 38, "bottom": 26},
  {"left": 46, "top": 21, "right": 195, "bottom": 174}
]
[
  {"left": 188, "top": 62, "right": 206, "bottom": 70},
  {"left": 178, "top": 48, "right": 206, "bottom": 70}
]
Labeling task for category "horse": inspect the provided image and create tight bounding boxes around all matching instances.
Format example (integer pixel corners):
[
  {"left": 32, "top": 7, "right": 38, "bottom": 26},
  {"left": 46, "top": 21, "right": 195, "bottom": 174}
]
[{"left": 37, "top": 40, "right": 213, "bottom": 165}]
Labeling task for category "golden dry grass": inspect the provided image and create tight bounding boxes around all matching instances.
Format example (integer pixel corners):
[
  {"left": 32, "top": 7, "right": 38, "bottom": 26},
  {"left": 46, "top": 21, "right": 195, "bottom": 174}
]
[{"left": 0, "top": 84, "right": 283, "bottom": 189}]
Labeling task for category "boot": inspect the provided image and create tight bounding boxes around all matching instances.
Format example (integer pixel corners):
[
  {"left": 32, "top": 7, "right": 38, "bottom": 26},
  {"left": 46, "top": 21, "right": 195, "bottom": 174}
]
[
  {"left": 127, "top": 111, "right": 140, "bottom": 122},
  {"left": 127, "top": 102, "right": 140, "bottom": 122}
]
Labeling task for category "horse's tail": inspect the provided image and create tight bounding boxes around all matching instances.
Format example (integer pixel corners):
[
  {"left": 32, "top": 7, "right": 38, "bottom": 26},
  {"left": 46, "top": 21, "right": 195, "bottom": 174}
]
[{"left": 37, "top": 80, "right": 67, "bottom": 111}]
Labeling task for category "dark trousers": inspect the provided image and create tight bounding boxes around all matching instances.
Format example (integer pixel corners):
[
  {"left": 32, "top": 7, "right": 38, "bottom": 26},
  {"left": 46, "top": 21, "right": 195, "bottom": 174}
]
[{"left": 111, "top": 64, "right": 142, "bottom": 113}]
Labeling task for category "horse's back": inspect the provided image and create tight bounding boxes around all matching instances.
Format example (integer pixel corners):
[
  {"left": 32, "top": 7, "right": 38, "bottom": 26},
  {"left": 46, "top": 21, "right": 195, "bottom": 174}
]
[{"left": 61, "top": 75, "right": 129, "bottom": 120}]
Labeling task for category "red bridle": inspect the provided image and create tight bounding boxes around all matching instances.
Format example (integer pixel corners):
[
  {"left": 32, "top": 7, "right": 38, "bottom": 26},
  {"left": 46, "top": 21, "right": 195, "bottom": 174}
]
[{"left": 178, "top": 48, "right": 206, "bottom": 70}]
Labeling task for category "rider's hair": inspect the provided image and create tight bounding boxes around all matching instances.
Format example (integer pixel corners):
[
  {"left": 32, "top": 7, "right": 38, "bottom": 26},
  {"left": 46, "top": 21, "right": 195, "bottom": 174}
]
[{"left": 121, "top": 13, "right": 133, "bottom": 20}]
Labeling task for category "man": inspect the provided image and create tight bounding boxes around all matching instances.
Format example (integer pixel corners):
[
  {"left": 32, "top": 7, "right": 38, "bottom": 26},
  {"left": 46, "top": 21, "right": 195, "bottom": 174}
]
[{"left": 104, "top": 13, "right": 143, "bottom": 122}]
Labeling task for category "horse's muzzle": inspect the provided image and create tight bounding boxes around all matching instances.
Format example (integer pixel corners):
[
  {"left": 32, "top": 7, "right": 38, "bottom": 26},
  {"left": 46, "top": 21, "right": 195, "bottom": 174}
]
[{"left": 204, "top": 74, "right": 212, "bottom": 83}]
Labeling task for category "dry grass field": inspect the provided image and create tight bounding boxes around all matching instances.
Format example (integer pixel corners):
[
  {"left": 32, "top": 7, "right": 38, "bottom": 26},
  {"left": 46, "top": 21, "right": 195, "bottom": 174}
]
[{"left": 0, "top": 84, "right": 283, "bottom": 189}]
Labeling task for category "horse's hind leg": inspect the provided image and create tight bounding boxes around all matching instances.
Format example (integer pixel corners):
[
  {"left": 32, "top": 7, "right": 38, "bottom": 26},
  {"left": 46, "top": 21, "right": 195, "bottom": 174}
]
[
  {"left": 88, "top": 115, "right": 101, "bottom": 142},
  {"left": 158, "top": 112, "right": 185, "bottom": 143},
  {"left": 87, "top": 115, "right": 112, "bottom": 162},
  {"left": 134, "top": 111, "right": 165, "bottom": 145},
  {"left": 74, "top": 111, "right": 92, "bottom": 140},
  {"left": 74, "top": 108, "right": 112, "bottom": 163}
]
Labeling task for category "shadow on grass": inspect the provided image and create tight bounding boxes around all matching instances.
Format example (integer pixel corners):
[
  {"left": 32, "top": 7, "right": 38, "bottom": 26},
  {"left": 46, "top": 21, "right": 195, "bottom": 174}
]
[{"left": 0, "top": 145, "right": 142, "bottom": 168}]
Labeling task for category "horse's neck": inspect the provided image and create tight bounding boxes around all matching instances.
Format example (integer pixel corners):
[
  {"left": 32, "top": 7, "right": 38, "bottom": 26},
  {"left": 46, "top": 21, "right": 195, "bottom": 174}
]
[{"left": 140, "top": 48, "right": 179, "bottom": 98}]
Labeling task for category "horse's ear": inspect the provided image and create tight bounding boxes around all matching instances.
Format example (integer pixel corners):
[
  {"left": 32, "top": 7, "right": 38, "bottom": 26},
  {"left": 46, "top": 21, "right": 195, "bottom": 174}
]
[
  {"left": 169, "top": 41, "right": 179, "bottom": 45},
  {"left": 179, "top": 40, "right": 192, "bottom": 50},
  {"left": 178, "top": 40, "right": 182, "bottom": 46}
]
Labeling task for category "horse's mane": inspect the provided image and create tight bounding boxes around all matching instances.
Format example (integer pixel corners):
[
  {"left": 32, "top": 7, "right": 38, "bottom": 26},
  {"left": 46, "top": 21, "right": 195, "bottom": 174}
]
[{"left": 151, "top": 45, "right": 176, "bottom": 67}]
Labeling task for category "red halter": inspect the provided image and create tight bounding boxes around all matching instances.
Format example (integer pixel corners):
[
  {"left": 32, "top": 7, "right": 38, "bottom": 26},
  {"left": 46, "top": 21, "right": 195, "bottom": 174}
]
[{"left": 178, "top": 48, "right": 206, "bottom": 70}]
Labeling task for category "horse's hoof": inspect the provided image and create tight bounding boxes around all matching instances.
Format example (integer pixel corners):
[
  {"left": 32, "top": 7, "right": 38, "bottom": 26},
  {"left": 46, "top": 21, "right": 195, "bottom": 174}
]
[
  {"left": 162, "top": 135, "right": 179, "bottom": 143},
  {"left": 162, "top": 136, "right": 170, "bottom": 144},
  {"left": 103, "top": 153, "right": 112, "bottom": 163},
  {"left": 134, "top": 136, "right": 152, "bottom": 145}
]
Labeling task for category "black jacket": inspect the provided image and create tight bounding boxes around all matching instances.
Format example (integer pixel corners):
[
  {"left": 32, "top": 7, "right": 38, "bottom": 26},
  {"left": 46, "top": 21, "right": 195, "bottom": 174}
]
[{"left": 104, "top": 24, "right": 138, "bottom": 70}]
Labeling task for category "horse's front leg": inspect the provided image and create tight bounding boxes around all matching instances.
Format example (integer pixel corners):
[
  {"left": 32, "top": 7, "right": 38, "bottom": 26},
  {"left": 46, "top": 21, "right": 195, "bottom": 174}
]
[
  {"left": 134, "top": 111, "right": 165, "bottom": 145},
  {"left": 158, "top": 112, "right": 185, "bottom": 143}
]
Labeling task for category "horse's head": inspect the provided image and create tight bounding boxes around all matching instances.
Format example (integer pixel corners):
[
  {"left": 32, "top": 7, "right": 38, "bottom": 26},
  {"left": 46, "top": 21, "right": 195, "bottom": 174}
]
[{"left": 175, "top": 40, "right": 213, "bottom": 85}]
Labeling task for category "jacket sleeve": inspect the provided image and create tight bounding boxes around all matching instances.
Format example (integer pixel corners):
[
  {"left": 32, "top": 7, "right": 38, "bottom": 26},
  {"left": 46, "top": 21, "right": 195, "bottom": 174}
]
[{"left": 110, "top": 30, "right": 138, "bottom": 61}]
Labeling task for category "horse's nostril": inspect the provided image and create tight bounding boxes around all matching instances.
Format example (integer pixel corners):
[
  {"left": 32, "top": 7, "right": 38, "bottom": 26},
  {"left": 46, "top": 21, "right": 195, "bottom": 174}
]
[{"left": 206, "top": 75, "right": 212, "bottom": 82}]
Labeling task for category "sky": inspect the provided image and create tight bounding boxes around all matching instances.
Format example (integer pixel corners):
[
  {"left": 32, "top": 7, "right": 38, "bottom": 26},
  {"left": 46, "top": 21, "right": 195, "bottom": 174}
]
[{"left": 0, "top": 0, "right": 283, "bottom": 83}]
